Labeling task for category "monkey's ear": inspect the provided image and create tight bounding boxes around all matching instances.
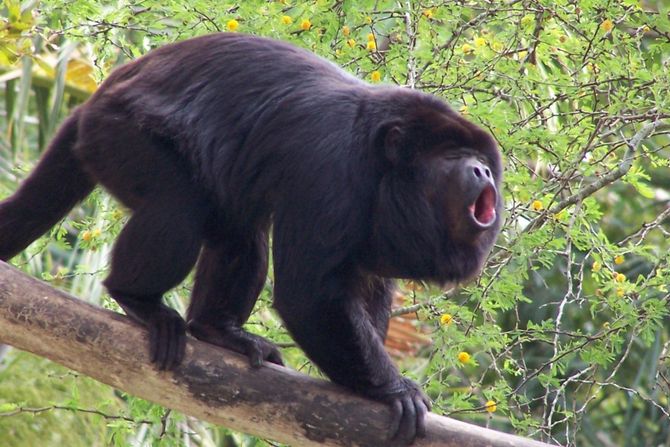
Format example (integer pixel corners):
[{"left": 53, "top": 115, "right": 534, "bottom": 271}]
[{"left": 376, "top": 121, "right": 407, "bottom": 166}]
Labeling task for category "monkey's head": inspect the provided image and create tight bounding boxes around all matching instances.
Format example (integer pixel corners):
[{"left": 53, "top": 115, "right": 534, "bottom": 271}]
[{"left": 366, "top": 92, "right": 503, "bottom": 285}]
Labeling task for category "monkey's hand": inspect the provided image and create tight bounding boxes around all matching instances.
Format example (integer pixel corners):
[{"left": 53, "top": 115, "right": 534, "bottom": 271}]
[
  {"left": 188, "top": 321, "right": 284, "bottom": 368},
  {"left": 367, "top": 377, "right": 431, "bottom": 445}
]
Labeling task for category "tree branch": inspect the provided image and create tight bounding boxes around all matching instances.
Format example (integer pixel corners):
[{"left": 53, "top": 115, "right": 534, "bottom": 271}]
[
  {"left": 0, "top": 261, "right": 554, "bottom": 447},
  {"left": 526, "top": 119, "right": 665, "bottom": 233}
]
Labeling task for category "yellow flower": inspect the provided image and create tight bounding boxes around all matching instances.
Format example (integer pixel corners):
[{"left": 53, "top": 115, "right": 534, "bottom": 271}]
[
  {"left": 300, "top": 19, "right": 311, "bottom": 31},
  {"left": 423, "top": 9, "right": 434, "bottom": 19},
  {"left": 592, "top": 261, "right": 602, "bottom": 273},
  {"left": 346, "top": 38, "right": 356, "bottom": 48},
  {"left": 531, "top": 200, "right": 543, "bottom": 211},
  {"left": 616, "top": 288, "right": 625, "bottom": 298},
  {"left": 342, "top": 25, "right": 350, "bottom": 36},
  {"left": 461, "top": 43, "right": 474, "bottom": 55},
  {"left": 370, "top": 70, "right": 381, "bottom": 82},
  {"left": 485, "top": 400, "right": 497, "bottom": 413},
  {"left": 615, "top": 273, "right": 626, "bottom": 283},
  {"left": 81, "top": 230, "right": 92, "bottom": 242},
  {"left": 281, "top": 15, "right": 293, "bottom": 25},
  {"left": 93, "top": 228, "right": 102, "bottom": 237},
  {"left": 366, "top": 40, "right": 376, "bottom": 51},
  {"left": 365, "top": 16, "right": 372, "bottom": 25},
  {"left": 600, "top": 19, "right": 614, "bottom": 32},
  {"left": 459, "top": 105, "right": 469, "bottom": 115},
  {"left": 614, "top": 255, "right": 624, "bottom": 265},
  {"left": 440, "top": 314, "right": 453, "bottom": 325},
  {"left": 367, "top": 33, "right": 375, "bottom": 42},
  {"left": 603, "top": 322, "right": 610, "bottom": 329},
  {"left": 226, "top": 19, "right": 239, "bottom": 32},
  {"left": 458, "top": 351, "right": 471, "bottom": 364},
  {"left": 474, "top": 37, "right": 487, "bottom": 48}
]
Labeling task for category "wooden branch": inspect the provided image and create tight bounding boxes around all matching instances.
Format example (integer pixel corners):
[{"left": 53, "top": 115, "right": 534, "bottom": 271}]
[{"left": 0, "top": 261, "right": 554, "bottom": 447}]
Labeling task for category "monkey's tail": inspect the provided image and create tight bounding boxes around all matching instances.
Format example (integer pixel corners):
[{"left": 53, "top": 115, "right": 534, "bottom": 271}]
[{"left": 0, "top": 109, "right": 95, "bottom": 261}]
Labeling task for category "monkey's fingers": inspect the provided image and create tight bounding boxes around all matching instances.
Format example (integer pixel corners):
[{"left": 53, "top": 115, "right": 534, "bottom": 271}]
[
  {"left": 188, "top": 322, "right": 283, "bottom": 368},
  {"left": 165, "top": 316, "right": 187, "bottom": 369},
  {"left": 413, "top": 394, "right": 429, "bottom": 438},
  {"left": 149, "top": 320, "right": 168, "bottom": 369},
  {"left": 391, "top": 395, "right": 417, "bottom": 445},
  {"left": 266, "top": 348, "right": 284, "bottom": 367},
  {"left": 246, "top": 336, "right": 284, "bottom": 368},
  {"left": 388, "top": 393, "right": 429, "bottom": 445},
  {"left": 388, "top": 399, "right": 405, "bottom": 440},
  {"left": 374, "top": 377, "right": 430, "bottom": 445}
]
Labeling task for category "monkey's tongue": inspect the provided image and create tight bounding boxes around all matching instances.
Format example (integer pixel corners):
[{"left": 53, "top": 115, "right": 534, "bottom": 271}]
[{"left": 469, "top": 185, "right": 497, "bottom": 226}]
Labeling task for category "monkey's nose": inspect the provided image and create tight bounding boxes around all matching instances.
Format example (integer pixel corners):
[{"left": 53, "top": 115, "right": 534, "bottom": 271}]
[{"left": 470, "top": 161, "right": 492, "bottom": 181}]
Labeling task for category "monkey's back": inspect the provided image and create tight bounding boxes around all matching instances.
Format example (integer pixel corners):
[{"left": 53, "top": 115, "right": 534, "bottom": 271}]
[{"left": 81, "top": 33, "right": 370, "bottom": 225}]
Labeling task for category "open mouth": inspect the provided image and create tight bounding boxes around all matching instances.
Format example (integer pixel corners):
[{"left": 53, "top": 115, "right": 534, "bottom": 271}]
[{"left": 468, "top": 184, "right": 497, "bottom": 227}]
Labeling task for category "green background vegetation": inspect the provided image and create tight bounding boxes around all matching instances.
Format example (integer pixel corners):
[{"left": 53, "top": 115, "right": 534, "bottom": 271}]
[{"left": 1, "top": 0, "right": 669, "bottom": 446}]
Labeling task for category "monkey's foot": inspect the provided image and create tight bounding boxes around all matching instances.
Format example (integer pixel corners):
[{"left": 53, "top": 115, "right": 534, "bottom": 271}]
[
  {"left": 117, "top": 300, "right": 187, "bottom": 371},
  {"left": 187, "top": 321, "right": 284, "bottom": 368},
  {"left": 147, "top": 306, "right": 187, "bottom": 370}
]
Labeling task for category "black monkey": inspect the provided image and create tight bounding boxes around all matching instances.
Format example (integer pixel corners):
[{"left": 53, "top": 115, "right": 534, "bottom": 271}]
[{"left": 0, "top": 33, "right": 502, "bottom": 444}]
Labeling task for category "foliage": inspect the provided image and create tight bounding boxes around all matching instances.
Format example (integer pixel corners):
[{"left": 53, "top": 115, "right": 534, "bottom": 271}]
[
  {"left": 0, "top": 351, "right": 125, "bottom": 447},
  {"left": 1, "top": 0, "right": 669, "bottom": 446}
]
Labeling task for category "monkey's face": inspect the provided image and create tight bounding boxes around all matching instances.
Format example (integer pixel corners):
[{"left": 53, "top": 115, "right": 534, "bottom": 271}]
[
  {"left": 425, "top": 150, "right": 501, "bottom": 242},
  {"left": 408, "top": 147, "right": 502, "bottom": 284},
  {"left": 368, "top": 108, "right": 503, "bottom": 285}
]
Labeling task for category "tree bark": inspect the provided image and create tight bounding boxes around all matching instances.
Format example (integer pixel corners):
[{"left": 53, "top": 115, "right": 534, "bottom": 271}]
[{"left": 0, "top": 261, "right": 555, "bottom": 447}]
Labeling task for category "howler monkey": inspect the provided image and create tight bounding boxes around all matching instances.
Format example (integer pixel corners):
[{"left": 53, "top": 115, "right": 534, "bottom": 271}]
[{"left": 0, "top": 33, "right": 502, "bottom": 444}]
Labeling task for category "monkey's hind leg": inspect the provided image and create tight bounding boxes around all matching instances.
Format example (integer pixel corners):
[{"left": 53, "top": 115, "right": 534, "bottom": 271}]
[
  {"left": 187, "top": 229, "right": 283, "bottom": 367},
  {"left": 104, "top": 192, "right": 207, "bottom": 370},
  {"left": 75, "top": 108, "right": 209, "bottom": 370}
]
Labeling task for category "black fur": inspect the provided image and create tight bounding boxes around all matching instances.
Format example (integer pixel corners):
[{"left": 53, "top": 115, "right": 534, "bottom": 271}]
[{"left": 0, "top": 33, "right": 502, "bottom": 444}]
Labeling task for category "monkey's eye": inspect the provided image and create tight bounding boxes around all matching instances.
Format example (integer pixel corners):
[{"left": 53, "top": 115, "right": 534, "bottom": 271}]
[
  {"left": 442, "top": 152, "right": 469, "bottom": 160},
  {"left": 442, "top": 147, "right": 480, "bottom": 160}
]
